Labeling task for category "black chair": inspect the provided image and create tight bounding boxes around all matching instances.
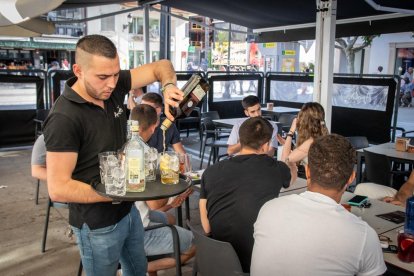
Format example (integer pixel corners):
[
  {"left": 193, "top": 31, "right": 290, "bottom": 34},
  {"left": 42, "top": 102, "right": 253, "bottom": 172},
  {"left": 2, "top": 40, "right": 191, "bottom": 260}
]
[
  {"left": 199, "top": 118, "right": 229, "bottom": 169},
  {"left": 34, "top": 109, "right": 49, "bottom": 139},
  {"left": 189, "top": 224, "right": 248, "bottom": 276},
  {"left": 403, "top": 130, "right": 414, "bottom": 139},
  {"left": 277, "top": 113, "right": 296, "bottom": 134},
  {"left": 176, "top": 107, "right": 201, "bottom": 138},
  {"left": 363, "top": 150, "right": 409, "bottom": 189},
  {"left": 41, "top": 197, "right": 68, "bottom": 253},
  {"left": 77, "top": 223, "right": 183, "bottom": 276},
  {"left": 34, "top": 178, "right": 41, "bottom": 205},
  {"left": 199, "top": 111, "right": 222, "bottom": 156},
  {"left": 346, "top": 136, "right": 369, "bottom": 150}
]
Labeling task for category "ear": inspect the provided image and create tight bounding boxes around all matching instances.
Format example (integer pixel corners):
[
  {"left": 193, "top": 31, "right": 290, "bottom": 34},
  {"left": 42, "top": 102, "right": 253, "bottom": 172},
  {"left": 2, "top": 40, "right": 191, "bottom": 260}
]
[
  {"left": 150, "top": 124, "right": 157, "bottom": 136},
  {"left": 305, "top": 165, "right": 312, "bottom": 188},
  {"left": 305, "top": 164, "right": 311, "bottom": 179},
  {"left": 244, "top": 109, "right": 249, "bottom": 117},
  {"left": 340, "top": 171, "right": 355, "bottom": 192},
  {"left": 72, "top": 63, "right": 82, "bottom": 78},
  {"left": 344, "top": 171, "right": 356, "bottom": 189},
  {"left": 260, "top": 142, "right": 270, "bottom": 153}
]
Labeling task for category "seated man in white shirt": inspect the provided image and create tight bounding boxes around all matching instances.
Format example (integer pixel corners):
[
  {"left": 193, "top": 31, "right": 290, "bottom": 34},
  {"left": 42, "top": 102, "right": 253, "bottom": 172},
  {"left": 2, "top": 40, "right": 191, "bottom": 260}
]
[
  {"left": 131, "top": 105, "right": 195, "bottom": 276},
  {"left": 227, "top": 95, "right": 278, "bottom": 156},
  {"left": 251, "top": 134, "right": 386, "bottom": 276},
  {"left": 355, "top": 170, "right": 414, "bottom": 206}
]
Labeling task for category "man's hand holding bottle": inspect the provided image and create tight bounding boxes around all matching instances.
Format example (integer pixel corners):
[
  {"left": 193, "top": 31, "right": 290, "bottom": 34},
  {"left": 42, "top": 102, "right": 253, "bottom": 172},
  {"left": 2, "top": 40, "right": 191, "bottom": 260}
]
[{"left": 162, "top": 83, "right": 184, "bottom": 122}]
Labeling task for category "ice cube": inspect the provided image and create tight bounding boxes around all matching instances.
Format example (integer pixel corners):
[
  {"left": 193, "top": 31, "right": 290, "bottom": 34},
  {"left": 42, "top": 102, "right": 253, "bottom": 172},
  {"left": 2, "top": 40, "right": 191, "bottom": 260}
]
[{"left": 107, "top": 155, "right": 118, "bottom": 167}]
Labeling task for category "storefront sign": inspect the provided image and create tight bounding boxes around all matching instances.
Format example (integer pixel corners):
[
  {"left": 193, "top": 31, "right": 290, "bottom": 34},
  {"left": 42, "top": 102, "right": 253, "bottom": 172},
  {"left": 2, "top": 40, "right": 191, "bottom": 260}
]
[
  {"left": 263, "top": 42, "right": 276, "bottom": 48},
  {"left": 282, "top": 50, "right": 296, "bottom": 55}
]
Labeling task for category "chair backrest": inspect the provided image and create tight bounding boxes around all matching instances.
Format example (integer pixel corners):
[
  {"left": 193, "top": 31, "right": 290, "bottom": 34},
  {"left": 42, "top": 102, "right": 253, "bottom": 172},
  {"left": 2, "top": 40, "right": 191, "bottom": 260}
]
[
  {"left": 346, "top": 136, "right": 369, "bottom": 150},
  {"left": 277, "top": 113, "right": 296, "bottom": 132},
  {"left": 201, "top": 111, "right": 220, "bottom": 121},
  {"left": 188, "top": 107, "right": 201, "bottom": 118},
  {"left": 200, "top": 118, "right": 218, "bottom": 140},
  {"left": 191, "top": 226, "right": 246, "bottom": 276},
  {"left": 363, "top": 150, "right": 391, "bottom": 186}
]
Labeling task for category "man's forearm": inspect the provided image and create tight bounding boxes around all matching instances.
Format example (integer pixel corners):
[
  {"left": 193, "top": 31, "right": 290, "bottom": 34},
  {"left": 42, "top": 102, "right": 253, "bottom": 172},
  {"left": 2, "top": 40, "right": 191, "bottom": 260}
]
[
  {"left": 199, "top": 199, "right": 211, "bottom": 234},
  {"left": 48, "top": 178, "right": 111, "bottom": 203},
  {"left": 147, "top": 198, "right": 169, "bottom": 210},
  {"left": 395, "top": 186, "right": 414, "bottom": 204}
]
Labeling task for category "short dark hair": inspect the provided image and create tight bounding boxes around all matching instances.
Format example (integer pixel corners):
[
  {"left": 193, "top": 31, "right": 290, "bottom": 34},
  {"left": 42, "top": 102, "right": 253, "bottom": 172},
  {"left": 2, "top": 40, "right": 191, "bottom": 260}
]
[
  {"left": 239, "top": 117, "right": 273, "bottom": 150},
  {"left": 308, "top": 134, "right": 356, "bottom": 191},
  {"left": 242, "top": 95, "right": 260, "bottom": 110},
  {"left": 76, "top": 35, "right": 117, "bottom": 60},
  {"left": 142, "top": 92, "right": 163, "bottom": 108},
  {"left": 130, "top": 104, "right": 158, "bottom": 131}
]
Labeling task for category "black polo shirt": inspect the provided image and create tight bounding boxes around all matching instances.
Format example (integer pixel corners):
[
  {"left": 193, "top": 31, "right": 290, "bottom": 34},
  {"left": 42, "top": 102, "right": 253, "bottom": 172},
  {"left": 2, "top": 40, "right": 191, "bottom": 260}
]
[{"left": 43, "top": 70, "right": 132, "bottom": 229}]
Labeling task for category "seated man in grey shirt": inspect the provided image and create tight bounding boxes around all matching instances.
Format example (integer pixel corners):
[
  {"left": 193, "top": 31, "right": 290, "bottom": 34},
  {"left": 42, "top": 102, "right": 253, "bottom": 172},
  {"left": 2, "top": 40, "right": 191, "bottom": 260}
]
[
  {"left": 227, "top": 95, "right": 278, "bottom": 156},
  {"left": 31, "top": 134, "right": 47, "bottom": 181}
]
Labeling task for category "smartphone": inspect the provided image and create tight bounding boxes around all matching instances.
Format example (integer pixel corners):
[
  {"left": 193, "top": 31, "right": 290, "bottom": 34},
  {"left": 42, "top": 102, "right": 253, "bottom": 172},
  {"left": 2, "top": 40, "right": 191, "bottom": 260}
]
[{"left": 347, "top": 195, "right": 369, "bottom": 207}]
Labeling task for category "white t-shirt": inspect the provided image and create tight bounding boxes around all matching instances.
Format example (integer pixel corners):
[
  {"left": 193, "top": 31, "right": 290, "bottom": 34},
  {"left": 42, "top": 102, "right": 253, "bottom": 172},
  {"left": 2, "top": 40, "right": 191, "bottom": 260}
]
[
  {"left": 135, "top": 201, "right": 150, "bottom": 227},
  {"left": 251, "top": 191, "right": 386, "bottom": 276},
  {"left": 227, "top": 117, "right": 278, "bottom": 149}
]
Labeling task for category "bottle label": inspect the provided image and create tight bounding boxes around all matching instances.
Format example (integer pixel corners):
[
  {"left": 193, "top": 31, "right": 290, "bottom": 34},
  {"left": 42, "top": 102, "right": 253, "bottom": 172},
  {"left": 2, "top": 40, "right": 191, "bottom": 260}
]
[
  {"left": 127, "top": 157, "right": 141, "bottom": 184},
  {"left": 192, "top": 85, "right": 206, "bottom": 101}
]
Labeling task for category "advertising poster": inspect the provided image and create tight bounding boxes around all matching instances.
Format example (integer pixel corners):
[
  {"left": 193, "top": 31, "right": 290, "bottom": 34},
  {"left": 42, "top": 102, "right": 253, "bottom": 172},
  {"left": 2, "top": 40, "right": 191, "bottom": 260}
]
[{"left": 281, "top": 58, "right": 295, "bottom": 72}]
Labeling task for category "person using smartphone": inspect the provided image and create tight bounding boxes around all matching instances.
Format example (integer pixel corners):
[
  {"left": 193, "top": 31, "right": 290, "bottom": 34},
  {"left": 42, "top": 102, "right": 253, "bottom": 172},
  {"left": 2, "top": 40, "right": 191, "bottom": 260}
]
[{"left": 251, "top": 134, "right": 386, "bottom": 276}]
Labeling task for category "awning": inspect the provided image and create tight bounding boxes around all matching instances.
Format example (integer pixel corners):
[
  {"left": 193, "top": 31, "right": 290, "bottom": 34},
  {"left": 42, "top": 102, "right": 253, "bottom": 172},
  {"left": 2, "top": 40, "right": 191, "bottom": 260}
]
[
  {"left": 145, "top": 0, "right": 414, "bottom": 41},
  {"left": 0, "top": 38, "right": 76, "bottom": 50}
]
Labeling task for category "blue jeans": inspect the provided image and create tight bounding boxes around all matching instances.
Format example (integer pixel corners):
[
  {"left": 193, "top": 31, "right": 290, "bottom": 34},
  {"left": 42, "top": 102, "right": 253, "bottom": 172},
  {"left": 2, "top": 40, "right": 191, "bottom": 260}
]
[{"left": 72, "top": 205, "right": 147, "bottom": 276}]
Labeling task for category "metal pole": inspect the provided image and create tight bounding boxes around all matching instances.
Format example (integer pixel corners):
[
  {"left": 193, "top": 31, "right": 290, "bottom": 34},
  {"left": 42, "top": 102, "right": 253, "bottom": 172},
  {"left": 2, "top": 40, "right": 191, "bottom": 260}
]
[
  {"left": 144, "top": 5, "right": 150, "bottom": 64},
  {"left": 313, "top": 0, "right": 336, "bottom": 131},
  {"left": 227, "top": 23, "right": 231, "bottom": 71},
  {"left": 159, "top": 5, "right": 170, "bottom": 60}
]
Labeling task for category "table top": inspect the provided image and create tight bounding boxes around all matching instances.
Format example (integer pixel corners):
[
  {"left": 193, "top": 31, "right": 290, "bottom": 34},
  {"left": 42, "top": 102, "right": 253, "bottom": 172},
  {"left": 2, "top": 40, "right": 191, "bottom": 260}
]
[
  {"left": 213, "top": 118, "right": 281, "bottom": 129},
  {"left": 363, "top": 142, "right": 414, "bottom": 162},
  {"left": 261, "top": 107, "right": 300, "bottom": 113},
  {"left": 341, "top": 192, "right": 405, "bottom": 235},
  {"left": 93, "top": 175, "right": 192, "bottom": 201}
]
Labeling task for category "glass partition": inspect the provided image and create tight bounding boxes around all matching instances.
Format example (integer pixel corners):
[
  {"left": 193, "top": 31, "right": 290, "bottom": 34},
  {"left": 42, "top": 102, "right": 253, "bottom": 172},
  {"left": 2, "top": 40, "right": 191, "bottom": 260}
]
[
  {"left": 269, "top": 80, "right": 313, "bottom": 103},
  {"left": 332, "top": 83, "right": 388, "bottom": 111},
  {"left": 212, "top": 80, "right": 258, "bottom": 102},
  {"left": 0, "top": 82, "right": 36, "bottom": 110}
]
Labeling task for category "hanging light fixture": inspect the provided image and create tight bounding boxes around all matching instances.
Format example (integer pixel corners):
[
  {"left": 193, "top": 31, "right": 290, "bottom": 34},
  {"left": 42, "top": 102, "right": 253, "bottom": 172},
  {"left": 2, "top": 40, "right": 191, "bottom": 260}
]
[{"left": 123, "top": 13, "right": 133, "bottom": 31}]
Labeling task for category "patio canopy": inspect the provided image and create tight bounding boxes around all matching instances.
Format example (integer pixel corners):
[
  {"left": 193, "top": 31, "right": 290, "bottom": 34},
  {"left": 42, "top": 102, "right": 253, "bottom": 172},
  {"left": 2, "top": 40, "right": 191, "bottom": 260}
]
[
  {"left": 148, "top": 0, "right": 414, "bottom": 42},
  {"left": 55, "top": 0, "right": 414, "bottom": 41}
]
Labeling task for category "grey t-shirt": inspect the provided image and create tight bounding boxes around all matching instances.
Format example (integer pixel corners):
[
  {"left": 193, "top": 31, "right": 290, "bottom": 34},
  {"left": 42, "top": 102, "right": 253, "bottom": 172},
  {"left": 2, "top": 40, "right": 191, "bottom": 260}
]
[{"left": 31, "top": 134, "right": 46, "bottom": 166}]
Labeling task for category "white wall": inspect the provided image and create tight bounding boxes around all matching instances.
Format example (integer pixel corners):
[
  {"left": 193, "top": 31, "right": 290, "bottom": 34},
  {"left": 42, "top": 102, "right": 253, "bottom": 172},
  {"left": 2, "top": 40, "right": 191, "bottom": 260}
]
[
  {"left": 86, "top": 5, "right": 130, "bottom": 69},
  {"left": 366, "top": 32, "right": 414, "bottom": 74}
]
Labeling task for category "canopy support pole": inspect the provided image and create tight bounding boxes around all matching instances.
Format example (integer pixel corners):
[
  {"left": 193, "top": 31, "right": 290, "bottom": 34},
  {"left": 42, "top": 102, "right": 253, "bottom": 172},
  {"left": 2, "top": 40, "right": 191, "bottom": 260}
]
[
  {"left": 144, "top": 4, "right": 150, "bottom": 64},
  {"left": 313, "top": 0, "right": 337, "bottom": 130}
]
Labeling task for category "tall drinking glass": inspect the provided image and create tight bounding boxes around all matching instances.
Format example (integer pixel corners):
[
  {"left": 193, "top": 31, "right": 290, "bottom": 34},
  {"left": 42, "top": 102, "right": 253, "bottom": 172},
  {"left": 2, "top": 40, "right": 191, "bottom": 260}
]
[{"left": 159, "top": 151, "right": 179, "bottom": 184}]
